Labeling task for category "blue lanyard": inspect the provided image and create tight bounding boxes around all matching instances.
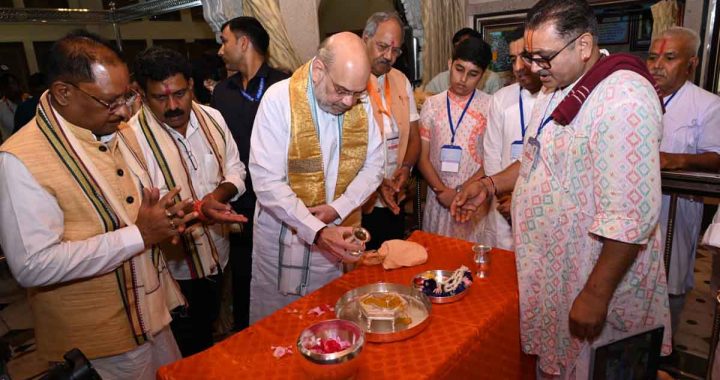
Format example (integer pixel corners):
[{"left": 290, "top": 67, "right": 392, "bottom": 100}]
[
  {"left": 308, "top": 62, "right": 343, "bottom": 146},
  {"left": 535, "top": 91, "right": 557, "bottom": 138},
  {"left": 663, "top": 90, "right": 678, "bottom": 108},
  {"left": 446, "top": 90, "right": 475, "bottom": 145},
  {"left": 240, "top": 77, "right": 266, "bottom": 102},
  {"left": 518, "top": 88, "right": 527, "bottom": 138}
]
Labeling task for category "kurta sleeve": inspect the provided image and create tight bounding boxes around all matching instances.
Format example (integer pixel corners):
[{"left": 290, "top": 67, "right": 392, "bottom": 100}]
[
  {"left": 249, "top": 83, "right": 326, "bottom": 245},
  {"left": 588, "top": 72, "right": 663, "bottom": 245}
]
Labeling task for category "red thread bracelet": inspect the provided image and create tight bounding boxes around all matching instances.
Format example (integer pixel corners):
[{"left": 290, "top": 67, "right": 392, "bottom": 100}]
[{"left": 193, "top": 200, "right": 209, "bottom": 222}]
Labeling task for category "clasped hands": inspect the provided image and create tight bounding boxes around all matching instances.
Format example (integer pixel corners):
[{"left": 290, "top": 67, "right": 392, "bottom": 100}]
[{"left": 135, "top": 187, "right": 247, "bottom": 247}]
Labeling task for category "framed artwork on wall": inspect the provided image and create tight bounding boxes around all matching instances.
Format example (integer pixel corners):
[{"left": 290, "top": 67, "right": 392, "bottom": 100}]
[{"left": 473, "top": 12, "right": 527, "bottom": 73}]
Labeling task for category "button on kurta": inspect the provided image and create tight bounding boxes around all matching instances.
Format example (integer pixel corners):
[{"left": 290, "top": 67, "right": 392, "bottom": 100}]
[{"left": 126, "top": 196, "right": 134, "bottom": 204}]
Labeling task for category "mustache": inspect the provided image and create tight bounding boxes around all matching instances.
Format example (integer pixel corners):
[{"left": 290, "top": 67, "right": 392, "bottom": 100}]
[
  {"left": 537, "top": 69, "right": 551, "bottom": 77},
  {"left": 376, "top": 58, "right": 391, "bottom": 66},
  {"left": 164, "top": 108, "right": 184, "bottom": 118}
]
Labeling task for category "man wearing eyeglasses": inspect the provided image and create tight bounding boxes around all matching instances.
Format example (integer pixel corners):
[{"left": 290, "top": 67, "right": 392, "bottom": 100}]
[
  {"left": 248, "top": 32, "right": 384, "bottom": 322},
  {"left": 646, "top": 27, "right": 720, "bottom": 334},
  {"left": 452, "top": 0, "right": 671, "bottom": 376},
  {"left": 127, "top": 46, "right": 248, "bottom": 357},
  {"left": 0, "top": 31, "right": 196, "bottom": 379},
  {"left": 359, "top": 11, "right": 421, "bottom": 249}
]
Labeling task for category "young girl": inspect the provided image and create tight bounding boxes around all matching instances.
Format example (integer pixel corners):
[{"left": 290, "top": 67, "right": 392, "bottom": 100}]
[{"left": 418, "top": 38, "right": 493, "bottom": 241}]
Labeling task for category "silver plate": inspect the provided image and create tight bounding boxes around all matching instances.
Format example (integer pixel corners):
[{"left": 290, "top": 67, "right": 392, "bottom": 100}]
[
  {"left": 412, "top": 270, "right": 471, "bottom": 304},
  {"left": 335, "top": 282, "right": 432, "bottom": 343}
]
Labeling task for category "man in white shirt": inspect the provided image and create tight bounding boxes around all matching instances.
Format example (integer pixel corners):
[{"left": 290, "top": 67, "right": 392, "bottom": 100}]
[
  {"left": 129, "top": 46, "right": 247, "bottom": 356},
  {"left": 483, "top": 27, "right": 543, "bottom": 250},
  {"left": 360, "top": 11, "right": 421, "bottom": 249},
  {"left": 249, "top": 32, "right": 384, "bottom": 322},
  {"left": 424, "top": 28, "right": 505, "bottom": 95},
  {"left": 647, "top": 26, "right": 720, "bottom": 332},
  {"left": 0, "top": 30, "right": 194, "bottom": 379}
]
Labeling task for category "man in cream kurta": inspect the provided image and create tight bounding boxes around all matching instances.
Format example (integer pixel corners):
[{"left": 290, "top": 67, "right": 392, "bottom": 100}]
[
  {"left": 483, "top": 28, "right": 543, "bottom": 250},
  {"left": 0, "top": 31, "right": 192, "bottom": 379},
  {"left": 127, "top": 46, "right": 247, "bottom": 356},
  {"left": 360, "top": 11, "right": 421, "bottom": 249},
  {"left": 249, "top": 33, "right": 384, "bottom": 323}
]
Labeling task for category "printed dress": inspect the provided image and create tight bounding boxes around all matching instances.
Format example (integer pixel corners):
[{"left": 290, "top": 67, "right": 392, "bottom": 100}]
[
  {"left": 512, "top": 70, "right": 672, "bottom": 375},
  {"left": 419, "top": 90, "right": 491, "bottom": 242}
]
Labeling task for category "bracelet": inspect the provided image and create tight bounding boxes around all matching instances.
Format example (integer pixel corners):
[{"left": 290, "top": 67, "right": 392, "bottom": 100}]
[
  {"left": 480, "top": 175, "right": 497, "bottom": 196},
  {"left": 193, "top": 200, "right": 209, "bottom": 222}
]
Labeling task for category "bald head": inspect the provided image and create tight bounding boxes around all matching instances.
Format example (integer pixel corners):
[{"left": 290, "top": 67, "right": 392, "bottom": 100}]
[
  {"left": 312, "top": 32, "right": 371, "bottom": 115},
  {"left": 318, "top": 32, "right": 371, "bottom": 82}
]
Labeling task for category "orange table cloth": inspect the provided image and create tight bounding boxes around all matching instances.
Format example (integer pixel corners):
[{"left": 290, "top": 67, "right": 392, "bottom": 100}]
[{"left": 157, "top": 231, "right": 534, "bottom": 379}]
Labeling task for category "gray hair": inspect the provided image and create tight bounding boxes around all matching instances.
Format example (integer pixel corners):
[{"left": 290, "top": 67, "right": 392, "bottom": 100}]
[
  {"left": 317, "top": 37, "right": 335, "bottom": 67},
  {"left": 656, "top": 26, "right": 701, "bottom": 56},
  {"left": 362, "top": 11, "right": 405, "bottom": 40}
]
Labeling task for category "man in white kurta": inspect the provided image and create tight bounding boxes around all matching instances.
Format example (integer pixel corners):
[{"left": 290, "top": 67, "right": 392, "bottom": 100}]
[
  {"left": 482, "top": 29, "right": 543, "bottom": 250},
  {"left": 647, "top": 27, "right": 720, "bottom": 331},
  {"left": 249, "top": 33, "right": 384, "bottom": 323}
]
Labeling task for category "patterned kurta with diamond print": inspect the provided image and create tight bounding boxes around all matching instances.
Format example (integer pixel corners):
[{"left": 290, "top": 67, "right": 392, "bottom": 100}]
[{"left": 512, "top": 70, "right": 671, "bottom": 375}]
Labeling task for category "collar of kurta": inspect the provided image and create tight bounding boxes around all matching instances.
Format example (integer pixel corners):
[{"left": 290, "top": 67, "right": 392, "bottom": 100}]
[{"left": 550, "top": 53, "right": 663, "bottom": 126}]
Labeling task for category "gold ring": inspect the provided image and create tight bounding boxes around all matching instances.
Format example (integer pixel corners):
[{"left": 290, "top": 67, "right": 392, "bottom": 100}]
[
  {"left": 165, "top": 209, "right": 173, "bottom": 219},
  {"left": 169, "top": 218, "right": 177, "bottom": 230}
]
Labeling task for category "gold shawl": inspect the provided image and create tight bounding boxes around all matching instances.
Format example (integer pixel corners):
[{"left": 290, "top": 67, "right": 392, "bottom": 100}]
[{"left": 287, "top": 60, "right": 367, "bottom": 226}]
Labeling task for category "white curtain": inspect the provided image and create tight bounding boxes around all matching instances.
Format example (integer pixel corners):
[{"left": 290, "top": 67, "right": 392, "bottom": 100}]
[
  {"left": 201, "top": 0, "right": 303, "bottom": 72},
  {"left": 421, "top": 0, "right": 465, "bottom": 86}
]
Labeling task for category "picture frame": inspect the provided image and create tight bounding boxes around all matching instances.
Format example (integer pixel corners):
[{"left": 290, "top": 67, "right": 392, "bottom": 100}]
[
  {"left": 597, "top": 16, "right": 630, "bottom": 45},
  {"left": 630, "top": 9, "right": 653, "bottom": 51},
  {"left": 473, "top": 12, "right": 527, "bottom": 73}
]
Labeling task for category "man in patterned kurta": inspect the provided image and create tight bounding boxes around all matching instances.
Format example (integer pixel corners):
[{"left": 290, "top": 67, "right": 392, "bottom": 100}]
[{"left": 452, "top": 0, "right": 671, "bottom": 377}]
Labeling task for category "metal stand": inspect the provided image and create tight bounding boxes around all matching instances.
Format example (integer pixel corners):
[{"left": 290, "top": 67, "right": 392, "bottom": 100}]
[{"left": 661, "top": 170, "right": 720, "bottom": 379}]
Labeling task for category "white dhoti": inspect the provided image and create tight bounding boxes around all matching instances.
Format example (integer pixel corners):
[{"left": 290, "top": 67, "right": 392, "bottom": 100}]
[{"left": 249, "top": 205, "right": 343, "bottom": 323}]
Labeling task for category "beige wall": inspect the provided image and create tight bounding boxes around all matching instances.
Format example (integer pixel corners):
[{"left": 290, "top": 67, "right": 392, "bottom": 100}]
[
  {"left": 318, "top": 0, "right": 394, "bottom": 38},
  {"left": 279, "top": 0, "right": 321, "bottom": 62}
]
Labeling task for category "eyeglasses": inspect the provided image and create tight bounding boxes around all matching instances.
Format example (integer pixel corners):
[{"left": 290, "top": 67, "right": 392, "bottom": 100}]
[
  {"left": 521, "top": 33, "right": 583, "bottom": 69},
  {"left": 325, "top": 70, "right": 368, "bottom": 100},
  {"left": 176, "top": 137, "right": 198, "bottom": 171},
  {"left": 375, "top": 40, "right": 403, "bottom": 57},
  {"left": 67, "top": 82, "right": 138, "bottom": 112}
]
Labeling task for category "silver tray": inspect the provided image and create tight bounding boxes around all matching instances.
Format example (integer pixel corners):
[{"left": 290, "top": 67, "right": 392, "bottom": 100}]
[
  {"left": 335, "top": 282, "right": 431, "bottom": 343},
  {"left": 412, "top": 270, "right": 472, "bottom": 304}
]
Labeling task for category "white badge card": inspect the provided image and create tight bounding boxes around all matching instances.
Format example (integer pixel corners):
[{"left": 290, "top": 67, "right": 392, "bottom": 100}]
[
  {"left": 510, "top": 141, "right": 524, "bottom": 161},
  {"left": 519, "top": 137, "right": 540, "bottom": 179},
  {"left": 386, "top": 133, "right": 400, "bottom": 169},
  {"left": 440, "top": 145, "right": 462, "bottom": 173}
]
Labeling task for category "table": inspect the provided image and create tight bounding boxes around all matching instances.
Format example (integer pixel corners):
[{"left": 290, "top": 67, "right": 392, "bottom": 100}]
[{"left": 157, "top": 231, "right": 534, "bottom": 379}]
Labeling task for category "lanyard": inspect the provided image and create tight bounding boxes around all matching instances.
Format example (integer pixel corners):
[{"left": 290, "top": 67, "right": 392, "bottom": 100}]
[
  {"left": 518, "top": 88, "right": 527, "bottom": 138},
  {"left": 664, "top": 90, "right": 678, "bottom": 108},
  {"left": 535, "top": 91, "right": 557, "bottom": 138},
  {"left": 239, "top": 77, "right": 266, "bottom": 102},
  {"left": 368, "top": 75, "right": 392, "bottom": 117},
  {"left": 446, "top": 90, "right": 475, "bottom": 145}
]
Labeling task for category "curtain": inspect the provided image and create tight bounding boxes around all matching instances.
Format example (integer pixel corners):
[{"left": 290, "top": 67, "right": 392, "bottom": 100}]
[
  {"left": 651, "top": 0, "right": 679, "bottom": 39},
  {"left": 421, "top": 0, "right": 465, "bottom": 86},
  {"left": 202, "top": 0, "right": 243, "bottom": 43},
  {"left": 244, "top": 0, "right": 304, "bottom": 72}
]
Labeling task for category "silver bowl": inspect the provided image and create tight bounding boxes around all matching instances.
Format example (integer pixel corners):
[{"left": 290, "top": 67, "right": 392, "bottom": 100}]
[
  {"left": 296, "top": 319, "right": 366, "bottom": 379},
  {"left": 412, "top": 270, "right": 472, "bottom": 304}
]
